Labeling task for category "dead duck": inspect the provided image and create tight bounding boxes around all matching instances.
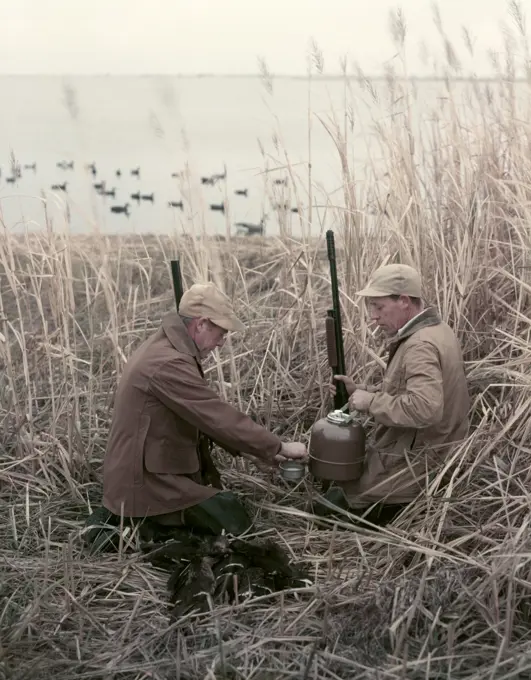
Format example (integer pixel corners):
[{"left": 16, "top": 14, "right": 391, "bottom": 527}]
[
  {"left": 141, "top": 534, "right": 309, "bottom": 621},
  {"left": 111, "top": 203, "right": 130, "bottom": 216},
  {"left": 169, "top": 556, "right": 217, "bottom": 619}
]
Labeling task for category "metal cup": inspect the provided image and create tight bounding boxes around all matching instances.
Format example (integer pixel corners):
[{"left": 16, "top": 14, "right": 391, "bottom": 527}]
[{"left": 279, "top": 461, "right": 306, "bottom": 482}]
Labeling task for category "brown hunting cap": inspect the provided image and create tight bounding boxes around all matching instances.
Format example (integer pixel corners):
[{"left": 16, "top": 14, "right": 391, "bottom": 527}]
[
  {"left": 356, "top": 264, "right": 422, "bottom": 298},
  {"left": 179, "top": 282, "right": 246, "bottom": 332}
]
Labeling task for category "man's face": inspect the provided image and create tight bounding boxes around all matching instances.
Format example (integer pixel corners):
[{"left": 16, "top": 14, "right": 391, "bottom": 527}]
[
  {"left": 366, "top": 296, "right": 412, "bottom": 336},
  {"left": 193, "top": 317, "right": 228, "bottom": 356}
]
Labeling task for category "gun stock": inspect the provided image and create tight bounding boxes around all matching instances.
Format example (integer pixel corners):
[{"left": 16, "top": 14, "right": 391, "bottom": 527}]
[{"left": 326, "top": 230, "right": 349, "bottom": 409}]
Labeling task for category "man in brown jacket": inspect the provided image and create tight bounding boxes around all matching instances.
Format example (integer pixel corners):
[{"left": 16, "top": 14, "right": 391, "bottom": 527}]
[
  {"left": 320, "top": 264, "right": 470, "bottom": 525},
  {"left": 85, "top": 282, "right": 306, "bottom": 549}
]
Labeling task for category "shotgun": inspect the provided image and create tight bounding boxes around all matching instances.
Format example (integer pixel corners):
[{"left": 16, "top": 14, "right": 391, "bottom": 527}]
[
  {"left": 170, "top": 259, "right": 223, "bottom": 489},
  {"left": 325, "top": 230, "right": 350, "bottom": 410}
]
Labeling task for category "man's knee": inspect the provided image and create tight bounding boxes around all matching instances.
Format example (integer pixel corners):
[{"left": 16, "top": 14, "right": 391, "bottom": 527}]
[{"left": 183, "top": 491, "right": 253, "bottom": 536}]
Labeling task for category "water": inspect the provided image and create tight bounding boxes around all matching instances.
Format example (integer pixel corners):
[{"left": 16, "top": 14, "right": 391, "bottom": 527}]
[{"left": 0, "top": 75, "right": 524, "bottom": 237}]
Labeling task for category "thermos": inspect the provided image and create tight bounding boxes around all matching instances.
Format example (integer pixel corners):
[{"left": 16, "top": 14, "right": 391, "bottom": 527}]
[{"left": 308, "top": 408, "right": 366, "bottom": 482}]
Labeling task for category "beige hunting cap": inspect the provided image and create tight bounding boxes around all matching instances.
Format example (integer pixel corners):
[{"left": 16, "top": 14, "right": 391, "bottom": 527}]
[
  {"left": 356, "top": 264, "right": 422, "bottom": 298},
  {"left": 179, "top": 282, "right": 246, "bottom": 332}
]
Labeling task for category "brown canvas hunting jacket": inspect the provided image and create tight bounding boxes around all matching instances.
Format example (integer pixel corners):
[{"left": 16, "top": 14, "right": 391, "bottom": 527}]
[
  {"left": 341, "top": 307, "right": 470, "bottom": 506},
  {"left": 103, "top": 313, "right": 283, "bottom": 517}
]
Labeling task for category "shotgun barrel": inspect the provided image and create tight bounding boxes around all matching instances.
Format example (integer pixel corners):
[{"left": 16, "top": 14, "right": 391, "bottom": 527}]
[
  {"left": 170, "top": 260, "right": 184, "bottom": 311},
  {"left": 325, "top": 230, "right": 349, "bottom": 409}
]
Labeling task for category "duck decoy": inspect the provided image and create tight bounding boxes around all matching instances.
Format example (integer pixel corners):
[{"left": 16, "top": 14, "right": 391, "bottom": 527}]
[
  {"left": 111, "top": 203, "right": 130, "bottom": 216},
  {"left": 93, "top": 180, "right": 106, "bottom": 191},
  {"left": 291, "top": 207, "right": 299, "bottom": 213},
  {"left": 212, "top": 163, "right": 227, "bottom": 182},
  {"left": 235, "top": 216, "right": 267, "bottom": 236},
  {"left": 131, "top": 167, "right": 140, "bottom": 177},
  {"left": 85, "top": 162, "right": 97, "bottom": 176},
  {"left": 235, "top": 189, "right": 248, "bottom": 197},
  {"left": 51, "top": 182, "right": 67, "bottom": 191},
  {"left": 210, "top": 203, "right": 225, "bottom": 213},
  {"left": 103, "top": 188, "right": 116, "bottom": 198},
  {"left": 5, "top": 176, "right": 16, "bottom": 184},
  {"left": 171, "top": 171, "right": 183, "bottom": 178},
  {"left": 131, "top": 191, "right": 141, "bottom": 201},
  {"left": 201, "top": 176, "right": 215, "bottom": 186},
  {"left": 24, "top": 162, "right": 37, "bottom": 171},
  {"left": 273, "top": 178, "right": 287, "bottom": 186},
  {"left": 116, "top": 169, "right": 122, "bottom": 178},
  {"left": 141, "top": 193, "right": 154, "bottom": 202},
  {"left": 57, "top": 161, "right": 74, "bottom": 170},
  {"left": 168, "top": 200, "right": 184, "bottom": 209}
]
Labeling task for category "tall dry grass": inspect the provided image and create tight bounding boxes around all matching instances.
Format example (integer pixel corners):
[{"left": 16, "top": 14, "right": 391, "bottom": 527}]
[{"left": 3, "top": 8, "right": 531, "bottom": 679}]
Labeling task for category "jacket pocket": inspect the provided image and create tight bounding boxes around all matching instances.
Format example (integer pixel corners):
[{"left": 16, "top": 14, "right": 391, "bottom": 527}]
[
  {"left": 380, "top": 428, "right": 417, "bottom": 471},
  {"left": 144, "top": 441, "right": 200, "bottom": 475}
]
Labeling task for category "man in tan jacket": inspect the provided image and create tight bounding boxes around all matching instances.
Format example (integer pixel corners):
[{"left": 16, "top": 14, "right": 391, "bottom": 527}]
[
  {"left": 320, "top": 264, "right": 470, "bottom": 525},
  {"left": 85, "top": 282, "right": 306, "bottom": 549}
]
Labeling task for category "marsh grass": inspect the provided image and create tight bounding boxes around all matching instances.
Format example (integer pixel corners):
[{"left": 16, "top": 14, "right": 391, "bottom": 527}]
[{"left": 3, "top": 7, "right": 531, "bottom": 679}]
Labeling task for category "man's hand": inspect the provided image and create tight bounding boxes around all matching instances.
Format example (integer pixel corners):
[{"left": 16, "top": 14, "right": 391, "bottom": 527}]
[
  {"left": 330, "top": 375, "right": 357, "bottom": 397},
  {"left": 274, "top": 441, "right": 308, "bottom": 465},
  {"left": 349, "top": 389, "right": 375, "bottom": 413},
  {"left": 332, "top": 377, "right": 381, "bottom": 399}
]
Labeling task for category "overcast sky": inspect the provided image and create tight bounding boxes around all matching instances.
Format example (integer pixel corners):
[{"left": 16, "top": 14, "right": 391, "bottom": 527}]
[{"left": 1, "top": 0, "right": 520, "bottom": 76}]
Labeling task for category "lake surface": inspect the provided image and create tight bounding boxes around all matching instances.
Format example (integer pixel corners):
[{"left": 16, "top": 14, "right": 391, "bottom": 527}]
[{"left": 0, "top": 75, "right": 526, "bottom": 237}]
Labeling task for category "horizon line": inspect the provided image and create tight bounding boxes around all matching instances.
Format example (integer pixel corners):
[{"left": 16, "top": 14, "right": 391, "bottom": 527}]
[{"left": 0, "top": 72, "right": 516, "bottom": 81}]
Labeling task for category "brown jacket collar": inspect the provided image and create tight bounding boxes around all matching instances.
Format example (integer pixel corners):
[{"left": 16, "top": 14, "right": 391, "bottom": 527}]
[{"left": 161, "top": 312, "right": 201, "bottom": 360}]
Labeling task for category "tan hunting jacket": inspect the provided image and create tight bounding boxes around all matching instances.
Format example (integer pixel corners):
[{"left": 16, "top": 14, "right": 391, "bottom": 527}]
[{"left": 340, "top": 307, "right": 470, "bottom": 506}]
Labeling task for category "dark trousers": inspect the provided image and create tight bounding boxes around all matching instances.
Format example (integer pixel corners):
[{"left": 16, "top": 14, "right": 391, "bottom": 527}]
[
  {"left": 84, "top": 491, "right": 253, "bottom": 553},
  {"left": 312, "top": 487, "right": 407, "bottom": 527}
]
